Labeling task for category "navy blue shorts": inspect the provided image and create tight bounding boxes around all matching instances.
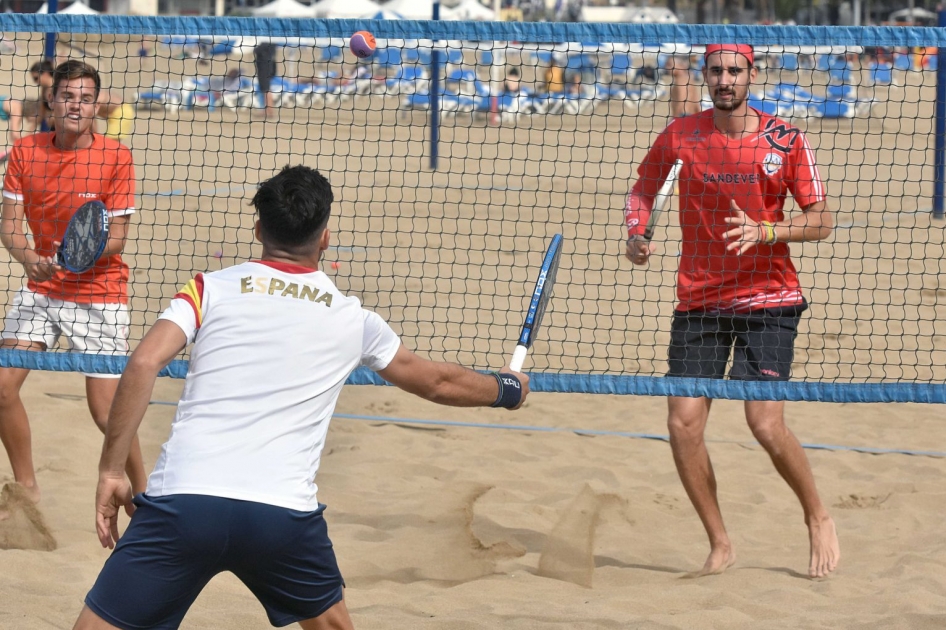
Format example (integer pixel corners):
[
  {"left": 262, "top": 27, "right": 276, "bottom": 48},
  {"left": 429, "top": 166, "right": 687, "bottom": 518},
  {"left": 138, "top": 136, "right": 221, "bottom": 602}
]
[
  {"left": 85, "top": 494, "right": 344, "bottom": 629},
  {"left": 667, "top": 304, "right": 806, "bottom": 381}
]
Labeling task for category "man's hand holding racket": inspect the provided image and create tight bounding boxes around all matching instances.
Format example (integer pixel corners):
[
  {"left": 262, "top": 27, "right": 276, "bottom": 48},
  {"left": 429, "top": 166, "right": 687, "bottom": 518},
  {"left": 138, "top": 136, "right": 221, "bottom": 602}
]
[
  {"left": 21, "top": 248, "right": 61, "bottom": 282},
  {"left": 625, "top": 158, "right": 683, "bottom": 266},
  {"left": 625, "top": 235, "right": 655, "bottom": 266}
]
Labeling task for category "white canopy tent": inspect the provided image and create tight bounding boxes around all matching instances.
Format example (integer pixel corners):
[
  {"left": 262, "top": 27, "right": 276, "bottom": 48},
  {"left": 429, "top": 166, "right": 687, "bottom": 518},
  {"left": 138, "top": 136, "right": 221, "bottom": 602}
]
[
  {"left": 889, "top": 8, "right": 936, "bottom": 23},
  {"left": 620, "top": 6, "right": 678, "bottom": 23},
  {"left": 311, "top": 0, "right": 380, "bottom": 18},
  {"left": 37, "top": 1, "right": 100, "bottom": 14},
  {"left": 251, "top": 0, "right": 315, "bottom": 18},
  {"left": 442, "top": 0, "right": 494, "bottom": 20},
  {"left": 382, "top": 0, "right": 435, "bottom": 19}
]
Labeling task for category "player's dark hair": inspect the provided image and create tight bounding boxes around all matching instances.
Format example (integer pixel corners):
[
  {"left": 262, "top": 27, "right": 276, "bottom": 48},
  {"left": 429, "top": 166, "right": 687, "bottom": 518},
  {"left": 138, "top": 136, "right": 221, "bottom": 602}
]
[
  {"left": 252, "top": 165, "right": 334, "bottom": 248},
  {"left": 29, "top": 60, "right": 54, "bottom": 76},
  {"left": 51, "top": 60, "right": 101, "bottom": 100}
]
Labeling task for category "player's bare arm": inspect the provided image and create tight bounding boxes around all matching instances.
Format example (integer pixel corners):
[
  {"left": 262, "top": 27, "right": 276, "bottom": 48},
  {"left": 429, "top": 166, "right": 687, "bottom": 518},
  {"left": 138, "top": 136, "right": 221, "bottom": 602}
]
[
  {"left": 6, "top": 97, "right": 23, "bottom": 143},
  {"left": 378, "top": 345, "right": 530, "bottom": 409},
  {"left": 102, "top": 215, "right": 130, "bottom": 256},
  {"left": 0, "top": 195, "right": 59, "bottom": 281},
  {"left": 96, "top": 319, "right": 187, "bottom": 549},
  {"left": 724, "top": 199, "right": 833, "bottom": 255}
]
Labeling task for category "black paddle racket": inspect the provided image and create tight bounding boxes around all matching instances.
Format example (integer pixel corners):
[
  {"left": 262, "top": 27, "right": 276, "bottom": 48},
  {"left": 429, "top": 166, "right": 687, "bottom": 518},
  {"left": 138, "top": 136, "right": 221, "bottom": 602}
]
[
  {"left": 510, "top": 233, "right": 563, "bottom": 372},
  {"left": 57, "top": 200, "right": 109, "bottom": 273}
]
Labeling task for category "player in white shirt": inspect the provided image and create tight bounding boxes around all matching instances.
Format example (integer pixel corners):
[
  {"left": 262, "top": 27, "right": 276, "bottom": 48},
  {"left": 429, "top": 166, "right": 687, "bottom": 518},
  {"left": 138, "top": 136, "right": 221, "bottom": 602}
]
[{"left": 72, "top": 165, "right": 530, "bottom": 630}]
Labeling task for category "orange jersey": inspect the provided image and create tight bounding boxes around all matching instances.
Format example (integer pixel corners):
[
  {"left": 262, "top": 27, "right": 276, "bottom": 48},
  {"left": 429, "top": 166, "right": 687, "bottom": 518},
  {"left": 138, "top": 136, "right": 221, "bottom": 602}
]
[{"left": 3, "top": 132, "right": 135, "bottom": 304}]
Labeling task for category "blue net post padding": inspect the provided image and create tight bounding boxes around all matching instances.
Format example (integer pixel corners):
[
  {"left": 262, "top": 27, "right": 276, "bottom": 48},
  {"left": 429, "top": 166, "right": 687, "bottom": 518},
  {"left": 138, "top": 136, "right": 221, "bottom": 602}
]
[{"left": 936, "top": 10, "right": 946, "bottom": 220}]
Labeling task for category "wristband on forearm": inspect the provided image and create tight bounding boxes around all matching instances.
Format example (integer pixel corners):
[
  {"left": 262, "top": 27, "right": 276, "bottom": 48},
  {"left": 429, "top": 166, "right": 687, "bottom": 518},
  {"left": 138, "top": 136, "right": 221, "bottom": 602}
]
[
  {"left": 760, "top": 221, "right": 777, "bottom": 244},
  {"left": 490, "top": 372, "right": 523, "bottom": 409}
]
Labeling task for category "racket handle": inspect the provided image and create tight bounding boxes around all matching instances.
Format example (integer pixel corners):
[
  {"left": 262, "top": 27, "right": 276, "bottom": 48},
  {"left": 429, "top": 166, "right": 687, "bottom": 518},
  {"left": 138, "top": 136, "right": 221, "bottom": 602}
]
[{"left": 509, "top": 345, "right": 528, "bottom": 372}]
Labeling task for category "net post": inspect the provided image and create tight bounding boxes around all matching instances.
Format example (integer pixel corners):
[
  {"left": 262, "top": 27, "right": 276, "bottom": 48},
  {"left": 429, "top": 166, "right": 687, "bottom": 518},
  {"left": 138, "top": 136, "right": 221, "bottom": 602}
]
[
  {"left": 44, "top": 0, "right": 58, "bottom": 62},
  {"left": 429, "top": 1, "right": 441, "bottom": 171},
  {"left": 935, "top": 10, "right": 946, "bottom": 220}
]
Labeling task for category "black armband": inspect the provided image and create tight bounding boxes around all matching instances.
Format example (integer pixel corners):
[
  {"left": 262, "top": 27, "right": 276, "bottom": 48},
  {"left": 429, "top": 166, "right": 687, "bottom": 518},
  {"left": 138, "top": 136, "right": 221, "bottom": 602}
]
[{"left": 491, "top": 372, "right": 523, "bottom": 409}]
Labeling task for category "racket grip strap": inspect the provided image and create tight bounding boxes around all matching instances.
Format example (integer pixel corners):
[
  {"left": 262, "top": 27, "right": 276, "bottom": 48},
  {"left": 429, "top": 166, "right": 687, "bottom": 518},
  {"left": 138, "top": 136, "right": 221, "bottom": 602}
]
[{"left": 490, "top": 372, "right": 523, "bottom": 409}]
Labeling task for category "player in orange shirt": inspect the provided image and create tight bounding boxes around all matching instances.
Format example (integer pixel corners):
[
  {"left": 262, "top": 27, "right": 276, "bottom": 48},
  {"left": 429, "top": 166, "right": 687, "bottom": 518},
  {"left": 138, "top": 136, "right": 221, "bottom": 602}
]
[
  {"left": 0, "top": 60, "right": 146, "bottom": 512},
  {"left": 624, "top": 44, "right": 839, "bottom": 579}
]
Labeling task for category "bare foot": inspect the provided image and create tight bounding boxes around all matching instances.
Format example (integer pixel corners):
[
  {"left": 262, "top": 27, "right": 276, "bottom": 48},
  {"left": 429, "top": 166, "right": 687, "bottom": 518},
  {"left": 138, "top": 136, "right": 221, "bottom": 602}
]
[
  {"left": 808, "top": 516, "right": 840, "bottom": 578},
  {"left": 683, "top": 544, "right": 736, "bottom": 578}
]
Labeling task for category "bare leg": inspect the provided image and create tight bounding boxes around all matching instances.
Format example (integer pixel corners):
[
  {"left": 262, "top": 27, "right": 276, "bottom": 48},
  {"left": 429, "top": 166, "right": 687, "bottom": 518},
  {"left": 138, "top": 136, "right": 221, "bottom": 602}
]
[
  {"left": 667, "top": 395, "right": 735, "bottom": 576},
  {"left": 73, "top": 605, "right": 121, "bottom": 630},
  {"left": 745, "top": 400, "right": 840, "bottom": 578},
  {"left": 298, "top": 598, "right": 355, "bottom": 630},
  {"left": 0, "top": 340, "right": 43, "bottom": 505},
  {"left": 86, "top": 377, "right": 148, "bottom": 494}
]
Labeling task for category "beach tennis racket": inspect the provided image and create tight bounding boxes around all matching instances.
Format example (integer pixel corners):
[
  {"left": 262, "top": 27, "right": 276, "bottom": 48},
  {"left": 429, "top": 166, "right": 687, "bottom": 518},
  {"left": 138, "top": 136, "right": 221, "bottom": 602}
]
[
  {"left": 57, "top": 200, "right": 109, "bottom": 273},
  {"left": 643, "top": 158, "right": 683, "bottom": 241},
  {"left": 509, "top": 233, "right": 563, "bottom": 372}
]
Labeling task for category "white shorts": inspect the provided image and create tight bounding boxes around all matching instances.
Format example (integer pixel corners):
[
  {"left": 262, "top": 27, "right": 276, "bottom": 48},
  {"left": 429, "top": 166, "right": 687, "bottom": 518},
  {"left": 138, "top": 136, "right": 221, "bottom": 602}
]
[{"left": 2, "top": 288, "right": 130, "bottom": 378}]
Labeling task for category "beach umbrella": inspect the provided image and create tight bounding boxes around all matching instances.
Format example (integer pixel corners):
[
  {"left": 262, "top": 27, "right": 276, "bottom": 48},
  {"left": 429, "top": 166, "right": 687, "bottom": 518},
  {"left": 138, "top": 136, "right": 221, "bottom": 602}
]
[
  {"left": 37, "top": 1, "right": 100, "bottom": 13},
  {"left": 442, "top": 0, "right": 495, "bottom": 21},
  {"left": 251, "top": 0, "right": 315, "bottom": 17},
  {"left": 364, "top": 9, "right": 404, "bottom": 19}
]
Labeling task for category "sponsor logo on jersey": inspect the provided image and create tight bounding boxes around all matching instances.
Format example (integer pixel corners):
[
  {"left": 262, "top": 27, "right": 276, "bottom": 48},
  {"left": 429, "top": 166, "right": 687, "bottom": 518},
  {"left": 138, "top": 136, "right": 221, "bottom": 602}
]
[
  {"left": 78, "top": 192, "right": 99, "bottom": 199},
  {"left": 760, "top": 119, "right": 800, "bottom": 152},
  {"left": 703, "top": 172, "right": 760, "bottom": 184},
  {"left": 762, "top": 152, "right": 784, "bottom": 176},
  {"left": 240, "top": 276, "right": 333, "bottom": 306}
]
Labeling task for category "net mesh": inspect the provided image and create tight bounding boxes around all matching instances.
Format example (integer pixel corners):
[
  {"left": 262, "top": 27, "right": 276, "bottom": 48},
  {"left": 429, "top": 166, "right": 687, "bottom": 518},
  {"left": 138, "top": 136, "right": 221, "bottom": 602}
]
[{"left": 0, "top": 17, "right": 944, "bottom": 401}]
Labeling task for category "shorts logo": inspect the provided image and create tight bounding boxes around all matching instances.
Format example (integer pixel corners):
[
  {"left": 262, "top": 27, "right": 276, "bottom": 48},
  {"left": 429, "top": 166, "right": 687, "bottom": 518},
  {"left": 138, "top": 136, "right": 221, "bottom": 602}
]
[
  {"left": 760, "top": 368, "right": 781, "bottom": 377},
  {"left": 762, "top": 153, "right": 783, "bottom": 176}
]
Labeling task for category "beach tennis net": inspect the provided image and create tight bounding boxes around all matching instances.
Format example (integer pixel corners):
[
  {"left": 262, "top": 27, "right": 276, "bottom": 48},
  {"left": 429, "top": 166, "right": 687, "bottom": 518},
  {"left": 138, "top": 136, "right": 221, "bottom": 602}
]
[{"left": 0, "top": 16, "right": 944, "bottom": 402}]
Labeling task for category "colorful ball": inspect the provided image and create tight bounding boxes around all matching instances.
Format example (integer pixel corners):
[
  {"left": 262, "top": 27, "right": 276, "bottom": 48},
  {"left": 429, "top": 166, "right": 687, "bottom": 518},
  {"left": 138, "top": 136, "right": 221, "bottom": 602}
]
[{"left": 350, "top": 31, "right": 376, "bottom": 59}]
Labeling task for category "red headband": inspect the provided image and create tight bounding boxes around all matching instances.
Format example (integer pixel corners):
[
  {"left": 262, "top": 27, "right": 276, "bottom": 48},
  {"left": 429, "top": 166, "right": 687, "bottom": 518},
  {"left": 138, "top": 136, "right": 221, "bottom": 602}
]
[{"left": 704, "top": 44, "right": 754, "bottom": 65}]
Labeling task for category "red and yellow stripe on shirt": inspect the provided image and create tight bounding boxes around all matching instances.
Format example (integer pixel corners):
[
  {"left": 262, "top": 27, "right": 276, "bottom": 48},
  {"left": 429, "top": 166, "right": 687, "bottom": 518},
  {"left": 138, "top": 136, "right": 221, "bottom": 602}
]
[{"left": 174, "top": 274, "right": 205, "bottom": 329}]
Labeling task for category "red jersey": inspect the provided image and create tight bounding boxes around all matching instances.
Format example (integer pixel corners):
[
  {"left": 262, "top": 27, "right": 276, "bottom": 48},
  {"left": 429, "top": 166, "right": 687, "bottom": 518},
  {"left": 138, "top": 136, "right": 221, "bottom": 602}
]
[
  {"left": 3, "top": 132, "right": 136, "bottom": 304},
  {"left": 625, "top": 109, "right": 825, "bottom": 312}
]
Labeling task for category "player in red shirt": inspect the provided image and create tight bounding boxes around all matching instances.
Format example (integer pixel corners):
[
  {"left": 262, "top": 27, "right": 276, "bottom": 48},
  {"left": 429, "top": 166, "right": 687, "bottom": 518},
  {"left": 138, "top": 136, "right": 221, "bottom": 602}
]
[
  {"left": 624, "top": 44, "right": 839, "bottom": 578},
  {"left": 0, "top": 61, "right": 146, "bottom": 513}
]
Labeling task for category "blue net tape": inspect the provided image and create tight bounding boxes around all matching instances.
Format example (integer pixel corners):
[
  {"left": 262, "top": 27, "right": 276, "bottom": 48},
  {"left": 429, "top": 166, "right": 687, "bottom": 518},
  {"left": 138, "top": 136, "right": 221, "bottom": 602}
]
[
  {"left": 4, "top": 350, "right": 943, "bottom": 403},
  {"left": 2, "top": 15, "right": 945, "bottom": 47}
]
